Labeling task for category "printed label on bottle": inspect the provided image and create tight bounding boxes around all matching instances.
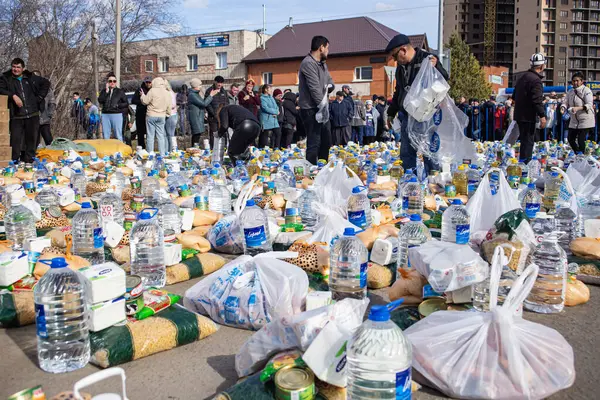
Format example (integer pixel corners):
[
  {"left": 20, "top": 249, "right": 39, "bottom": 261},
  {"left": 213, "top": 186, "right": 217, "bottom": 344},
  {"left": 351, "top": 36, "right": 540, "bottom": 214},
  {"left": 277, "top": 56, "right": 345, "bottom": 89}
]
[
  {"left": 402, "top": 196, "right": 409, "bottom": 210},
  {"left": 348, "top": 210, "right": 367, "bottom": 228},
  {"left": 244, "top": 225, "right": 267, "bottom": 248},
  {"left": 507, "top": 175, "right": 519, "bottom": 188},
  {"left": 93, "top": 227, "right": 104, "bottom": 248},
  {"left": 359, "top": 262, "right": 368, "bottom": 288},
  {"left": 525, "top": 203, "right": 540, "bottom": 219},
  {"left": 35, "top": 304, "right": 47, "bottom": 338},
  {"left": 455, "top": 224, "right": 470, "bottom": 245},
  {"left": 395, "top": 368, "right": 412, "bottom": 400},
  {"left": 100, "top": 204, "right": 114, "bottom": 219}
]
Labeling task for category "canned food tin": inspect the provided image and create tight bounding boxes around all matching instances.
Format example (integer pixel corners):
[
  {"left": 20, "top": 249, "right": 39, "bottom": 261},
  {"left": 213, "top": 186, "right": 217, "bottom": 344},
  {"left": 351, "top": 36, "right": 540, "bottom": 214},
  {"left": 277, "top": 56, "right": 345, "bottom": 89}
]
[
  {"left": 125, "top": 275, "right": 144, "bottom": 316},
  {"left": 130, "top": 176, "right": 141, "bottom": 189},
  {"left": 274, "top": 366, "right": 315, "bottom": 400},
  {"left": 445, "top": 184, "right": 456, "bottom": 198},
  {"left": 284, "top": 208, "right": 301, "bottom": 225},
  {"left": 418, "top": 297, "right": 447, "bottom": 318},
  {"left": 124, "top": 212, "right": 137, "bottom": 231},
  {"left": 8, "top": 385, "right": 45, "bottom": 400},
  {"left": 23, "top": 180, "right": 35, "bottom": 194}
]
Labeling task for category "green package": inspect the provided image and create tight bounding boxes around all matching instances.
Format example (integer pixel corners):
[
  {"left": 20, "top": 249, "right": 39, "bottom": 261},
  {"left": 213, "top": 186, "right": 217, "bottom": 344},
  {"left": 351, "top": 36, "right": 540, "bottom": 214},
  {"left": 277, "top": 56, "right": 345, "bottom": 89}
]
[{"left": 135, "top": 289, "right": 181, "bottom": 320}]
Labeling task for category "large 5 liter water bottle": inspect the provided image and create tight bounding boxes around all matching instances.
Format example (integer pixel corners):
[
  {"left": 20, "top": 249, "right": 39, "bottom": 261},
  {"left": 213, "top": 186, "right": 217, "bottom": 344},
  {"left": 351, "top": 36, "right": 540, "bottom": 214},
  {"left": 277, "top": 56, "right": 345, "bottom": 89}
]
[
  {"left": 33, "top": 166, "right": 49, "bottom": 191},
  {"left": 110, "top": 168, "right": 126, "bottom": 197},
  {"left": 528, "top": 156, "right": 542, "bottom": 182},
  {"left": 142, "top": 171, "right": 160, "bottom": 199},
  {"left": 240, "top": 199, "right": 272, "bottom": 256},
  {"left": 441, "top": 199, "right": 470, "bottom": 244},
  {"left": 70, "top": 169, "right": 87, "bottom": 200},
  {"left": 347, "top": 299, "right": 412, "bottom": 400},
  {"left": 520, "top": 183, "right": 542, "bottom": 219},
  {"left": 555, "top": 201, "right": 577, "bottom": 255},
  {"left": 329, "top": 227, "right": 368, "bottom": 301},
  {"left": 401, "top": 177, "right": 424, "bottom": 215},
  {"left": 130, "top": 209, "right": 165, "bottom": 288},
  {"left": 34, "top": 257, "right": 90, "bottom": 373},
  {"left": 531, "top": 211, "right": 555, "bottom": 246},
  {"left": 578, "top": 194, "right": 600, "bottom": 236},
  {"left": 347, "top": 186, "right": 371, "bottom": 230},
  {"left": 524, "top": 233, "right": 567, "bottom": 313},
  {"left": 35, "top": 186, "right": 59, "bottom": 210},
  {"left": 98, "top": 189, "right": 124, "bottom": 228},
  {"left": 208, "top": 175, "right": 232, "bottom": 215},
  {"left": 159, "top": 200, "right": 182, "bottom": 241},
  {"left": 397, "top": 214, "right": 431, "bottom": 277},
  {"left": 72, "top": 202, "right": 105, "bottom": 265},
  {"left": 299, "top": 185, "right": 319, "bottom": 229},
  {"left": 5, "top": 195, "right": 36, "bottom": 250}
]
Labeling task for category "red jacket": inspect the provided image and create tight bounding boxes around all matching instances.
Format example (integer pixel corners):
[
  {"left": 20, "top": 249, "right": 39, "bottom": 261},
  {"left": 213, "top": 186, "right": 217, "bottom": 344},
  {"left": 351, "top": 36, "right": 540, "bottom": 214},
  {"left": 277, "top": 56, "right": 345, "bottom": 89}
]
[
  {"left": 238, "top": 89, "right": 261, "bottom": 116},
  {"left": 494, "top": 108, "right": 506, "bottom": 130}
]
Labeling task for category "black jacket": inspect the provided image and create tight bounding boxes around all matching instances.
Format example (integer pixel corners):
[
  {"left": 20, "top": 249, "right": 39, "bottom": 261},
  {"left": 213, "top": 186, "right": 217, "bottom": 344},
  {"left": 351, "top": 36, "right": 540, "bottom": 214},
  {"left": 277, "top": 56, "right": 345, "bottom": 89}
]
[
  {"left": 388, "top": 48, "right": 449, "bottom": 118},
  {"left": 217, "top": 105, "right": 259, "bottom": 136},
  {"left": 0, "top": 69, "right": 50, "bottom": 119},
  {"left": 132, "top": 83, "right": 151, "bottom": 119},
  {"left": 98, "top": 86, "right": 129, "bottom": 114},
  {"left": 513, "top": 69, "right": 545, "bottom": 123},
  {"left": 282, "top": 92, "right": 298, "bottom": 127},
  {"left": 276, "top": 98, "right": 285, "bottom": 124},
  {"left": 205, "top": 85, "right": 230, "bottom": 119}
]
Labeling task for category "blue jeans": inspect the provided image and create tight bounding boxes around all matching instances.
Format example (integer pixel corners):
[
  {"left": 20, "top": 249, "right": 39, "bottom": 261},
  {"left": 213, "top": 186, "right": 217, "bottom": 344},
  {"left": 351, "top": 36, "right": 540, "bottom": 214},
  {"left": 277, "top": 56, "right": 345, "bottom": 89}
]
[
  {"left": 165, "top": 114, "right": 178, "bottom": 152},
  {"left": 352, "top": 126, "right": 364, "bottom": 144},
  {"left": 146, "top": 116, "right": 166, "bottom": 154},
  {"left": 101, "top": 113, "right": 123, "bottom": 141},
  {"left": 398, "top": 112, "right": 437, "bottom": 173}
]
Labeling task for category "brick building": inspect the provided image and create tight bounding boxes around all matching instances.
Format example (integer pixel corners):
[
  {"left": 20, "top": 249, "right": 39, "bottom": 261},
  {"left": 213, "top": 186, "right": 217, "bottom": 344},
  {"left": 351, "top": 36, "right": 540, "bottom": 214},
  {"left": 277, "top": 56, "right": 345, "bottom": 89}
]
[
  {"left": 483, "top": 65, "right": 510, "bottom": 94},
  {"left": 243, "top": 17, "right": 429, "bottom": 99}
]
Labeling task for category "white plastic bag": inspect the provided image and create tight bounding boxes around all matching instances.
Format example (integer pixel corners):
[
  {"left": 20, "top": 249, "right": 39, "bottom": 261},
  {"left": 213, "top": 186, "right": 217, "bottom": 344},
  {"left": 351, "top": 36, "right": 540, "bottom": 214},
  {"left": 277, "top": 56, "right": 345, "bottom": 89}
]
[
  {"left": 314, "top": 161, "right": 363, "bottom": 209},
  {"left": 466, "top": 168, "right": 521, "bottom": 234},
  {"left": 408, "top": 241, "right": 489, "bottom": 293},
  {"left": 567, "top": 158, "right": 597, "bottom": 193},
  {"left": 316, "top": 84, "right": 333, "bottom": 123},
  {"left": 405, "top": 261, "right": 576, "bottom": 400},
  {"left": 552, "top": 166, "right": 578, "bottom": 215},
  {"left": 502, "top": 120, "right": 520, "bottom": 145},
  {"left": 183, "top": 252, "right": 308, "bottom": 331},
  {"left": 307, "top": 202, "right": 358, "bottom": 246},
  {"left": 403, "top": 56, "right": 450, "bottom": 122},
  {"left": 235, "top": 298, "right": 369, "bottom": 377}
]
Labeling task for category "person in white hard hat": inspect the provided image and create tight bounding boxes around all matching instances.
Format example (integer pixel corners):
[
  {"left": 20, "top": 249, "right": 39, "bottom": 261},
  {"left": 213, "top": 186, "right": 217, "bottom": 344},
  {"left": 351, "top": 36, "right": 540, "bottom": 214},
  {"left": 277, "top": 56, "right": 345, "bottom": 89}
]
[{"left": 513, "top": 53, "right": 547, "bottom": 163}]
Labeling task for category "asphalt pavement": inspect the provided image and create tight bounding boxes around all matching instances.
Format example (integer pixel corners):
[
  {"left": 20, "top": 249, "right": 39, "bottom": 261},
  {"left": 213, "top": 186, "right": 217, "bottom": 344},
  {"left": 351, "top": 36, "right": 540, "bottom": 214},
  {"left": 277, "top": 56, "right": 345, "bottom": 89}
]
[{"left": 1, "top": 277, "right": 598, "bottom": 399}]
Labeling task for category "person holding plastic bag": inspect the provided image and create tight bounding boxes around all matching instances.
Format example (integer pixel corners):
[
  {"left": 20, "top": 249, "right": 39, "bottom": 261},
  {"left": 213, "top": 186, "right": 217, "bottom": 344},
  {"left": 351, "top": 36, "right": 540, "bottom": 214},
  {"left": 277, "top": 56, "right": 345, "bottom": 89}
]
[
  {"left": 385, "top": 33, "right": 449, "bottom": 171},
  {"left": 299, "top": 35, "right": 335, "bottom": 165}
]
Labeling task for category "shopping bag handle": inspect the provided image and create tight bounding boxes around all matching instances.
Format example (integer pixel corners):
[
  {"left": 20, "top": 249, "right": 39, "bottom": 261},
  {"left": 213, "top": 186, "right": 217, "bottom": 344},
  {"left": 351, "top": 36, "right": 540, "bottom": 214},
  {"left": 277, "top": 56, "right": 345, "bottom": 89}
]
[
  {"left": 73, "top": 367, "right": 128, "bottom": 400},
  {"left": 488, "top": 244, "right": 515, "bottom": 309},
  {"left": 501, "top": 263, "right": 539, "bottom": 315}
]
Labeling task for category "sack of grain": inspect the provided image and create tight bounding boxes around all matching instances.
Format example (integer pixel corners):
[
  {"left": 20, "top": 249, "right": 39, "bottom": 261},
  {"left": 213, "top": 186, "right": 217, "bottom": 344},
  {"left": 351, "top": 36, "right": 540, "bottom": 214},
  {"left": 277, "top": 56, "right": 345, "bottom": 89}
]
[
  {"left": 89, "top": 305, "right": 217, "bottom": 368},
  {"left": 0, "top": 290, "right": 35, "bottom": 327},
  {"left": 176, "top": 230, "right": 211, "bottom": 252},
  {"left": 166, "top": 253, "right": 227, "bottom": 285}
]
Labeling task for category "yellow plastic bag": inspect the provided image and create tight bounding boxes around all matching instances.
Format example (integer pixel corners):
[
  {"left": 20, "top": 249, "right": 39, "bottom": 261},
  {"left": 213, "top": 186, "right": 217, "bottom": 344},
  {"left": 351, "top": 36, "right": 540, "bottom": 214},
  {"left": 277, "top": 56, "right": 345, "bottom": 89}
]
[{"left": 74, "top": 139, "right": 132, "bottom": 158}]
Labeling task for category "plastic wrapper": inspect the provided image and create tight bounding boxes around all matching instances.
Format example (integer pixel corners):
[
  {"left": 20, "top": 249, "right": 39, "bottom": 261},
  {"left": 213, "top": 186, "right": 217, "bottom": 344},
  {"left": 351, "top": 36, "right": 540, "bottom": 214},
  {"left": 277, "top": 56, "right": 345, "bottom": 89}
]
[
  {"left": 405, "top": 261, "right": 575, "bottom": 400},
  {"left": 408, "top": 241, "right": 488, "bottom": 293},
  {"left": 136, "top": 289, "right": 181, "bottom": 320},
  {"left": 235, "top": 298, "right": 368, "bottom": 378},
  {"left": 166, "top": 252, "right": 227, "bottom": 285},
  {"left": 0, "top": 289, "right": 35, "bottom": 327},
  {"left": 403, "top": 56, "right": 450, "bottom": 122},
  {"left": 176, "top": 230, "right": 211, "bottom": 252},
  {"left": 313, "top": 161, "right": 363, "bottom": 211},
  {"left": 183, "top": 252, "right": 308, "bottom": 331},
  {"left": 466, "top": 168, "right": 522, "bottom": 234},
  {"left": 207, "top": 214, "right": 244, "bottom": 254},
  {"left": 565, "top": 276, "right": 590, "bottom": 306},
  {"left": 502, "top": 120, "right": 520, "bottom": 145},
  {"left": 272, "top": 231, "right": 312, "bottom": 251},
  {"left": 388, "top": 268, "right": 428, "bottom": 304},
  {"left": 89, "top": 305, "right": 218, "bottom": 368},
  {"left": 307, "top": 202, "right": 358, "bottom": 246}
]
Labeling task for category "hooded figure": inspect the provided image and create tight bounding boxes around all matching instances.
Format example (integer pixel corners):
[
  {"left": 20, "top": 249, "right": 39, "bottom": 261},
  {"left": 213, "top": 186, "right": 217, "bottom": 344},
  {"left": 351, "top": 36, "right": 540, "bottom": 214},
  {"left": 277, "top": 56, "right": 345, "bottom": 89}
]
[{"left": 140, "top": 77, "right": 171, "bottom": 154}]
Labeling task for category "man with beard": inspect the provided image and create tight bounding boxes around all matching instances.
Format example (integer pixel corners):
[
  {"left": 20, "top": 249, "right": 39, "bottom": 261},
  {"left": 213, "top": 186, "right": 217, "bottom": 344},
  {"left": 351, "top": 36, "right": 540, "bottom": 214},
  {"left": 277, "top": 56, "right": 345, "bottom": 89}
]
[
  {"left": 132, "top": 76, "right": 152, "bottom": 149},
  {"left": 298, "top": 35, "right": 334, "bottom": 164}
]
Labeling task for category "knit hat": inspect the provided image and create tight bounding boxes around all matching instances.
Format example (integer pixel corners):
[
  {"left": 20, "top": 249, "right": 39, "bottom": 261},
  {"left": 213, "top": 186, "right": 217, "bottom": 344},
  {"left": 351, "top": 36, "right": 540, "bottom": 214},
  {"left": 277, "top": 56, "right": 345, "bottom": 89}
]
[
  {"left": 190, "top": 78, "right": 202, "bottom": 88},
  {"left": 385, "top": 34, "right": 411, "bottom": 53},
  {"left": 273, "top": 88, "right": 283, "bottom": 97}
]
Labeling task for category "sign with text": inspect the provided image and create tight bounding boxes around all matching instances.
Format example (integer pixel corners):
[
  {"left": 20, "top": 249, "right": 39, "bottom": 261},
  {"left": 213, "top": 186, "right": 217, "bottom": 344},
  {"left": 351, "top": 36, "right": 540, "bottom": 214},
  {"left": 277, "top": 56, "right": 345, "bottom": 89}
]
[
  {"left": 195, "top": 34, "right": 230, "bottom": 48},
  {"left": 586, "top": 81, "right": 600, "bottom": 91}
]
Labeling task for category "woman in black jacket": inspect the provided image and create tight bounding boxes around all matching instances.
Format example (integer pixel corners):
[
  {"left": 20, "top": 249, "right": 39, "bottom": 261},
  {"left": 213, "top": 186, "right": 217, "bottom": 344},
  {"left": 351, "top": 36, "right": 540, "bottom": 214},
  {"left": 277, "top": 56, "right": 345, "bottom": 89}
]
[
  {"left": 282, "top": 92, "right": 299, "bottom": 148},
  {"left": 217, "top": 104, "right": 260, "bottom": 164},
  {"left": 98, "top": 73, "right": 129, "bottom": 141}
]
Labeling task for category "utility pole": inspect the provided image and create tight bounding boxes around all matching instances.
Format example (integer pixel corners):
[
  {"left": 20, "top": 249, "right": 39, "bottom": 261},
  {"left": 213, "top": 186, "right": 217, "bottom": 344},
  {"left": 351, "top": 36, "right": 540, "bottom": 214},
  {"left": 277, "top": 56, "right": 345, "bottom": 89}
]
[
  {"left": 262, "top": 4, "right": 266, "bottom": 50},
  {"left": 91, "top": 20, "right": 99, "bottom": 105},
  {"left": 115, "top": 0, "right": 122, "bottom": 85},
  {"left": 438, "top": 0, "right": 444, "bottom": 66}
]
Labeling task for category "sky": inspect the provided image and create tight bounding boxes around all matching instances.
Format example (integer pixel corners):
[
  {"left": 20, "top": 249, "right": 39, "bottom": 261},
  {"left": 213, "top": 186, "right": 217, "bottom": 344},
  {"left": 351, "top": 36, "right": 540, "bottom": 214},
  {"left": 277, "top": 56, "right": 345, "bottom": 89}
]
[{"left": 177, "top": 0, "right": 441, "bottom": 49}]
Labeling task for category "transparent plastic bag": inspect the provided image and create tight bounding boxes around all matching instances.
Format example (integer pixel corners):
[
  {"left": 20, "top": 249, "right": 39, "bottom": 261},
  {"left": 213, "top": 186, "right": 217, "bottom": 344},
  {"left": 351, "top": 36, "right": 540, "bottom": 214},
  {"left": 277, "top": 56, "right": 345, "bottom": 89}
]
[
  {"left": 307, "top": 202, "right": 358, "bottom": 246},
  {"left": 183, "top": 252, "right": 308, "bottom": 331},
  {"left": 207, "top": 214, "right": 244, "bottom": 254},
  {"left": 316, "top": 85, "right": 333, "bottom": 123},
  {"left": 403, "top": 56, "right": 450, "bottom": 122},
  {"left": 567, "top": 158, "right": 596, "bottom": 192},
  {"left": 235, "top": 298, "right": 369, "bottom": 377},
  {"left": 405, "top": 259, "right": 576, "bottom": 400},
  {"left": 466, "top": 168, "right": 522, "bottom": 234},
  {"left": 502, "top": 120, "right": 520, "bottom": 145}
]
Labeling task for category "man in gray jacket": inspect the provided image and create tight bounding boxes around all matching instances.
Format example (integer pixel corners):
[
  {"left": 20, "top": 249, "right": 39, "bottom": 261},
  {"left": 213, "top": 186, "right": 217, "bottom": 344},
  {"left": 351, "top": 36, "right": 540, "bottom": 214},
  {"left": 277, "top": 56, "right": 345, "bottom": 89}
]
[
  {"left": 32, "top": 70, "right": 55, "bottom": 146},
  {"left": 299, "top": 35, "right": 334, "bottom": 164}
]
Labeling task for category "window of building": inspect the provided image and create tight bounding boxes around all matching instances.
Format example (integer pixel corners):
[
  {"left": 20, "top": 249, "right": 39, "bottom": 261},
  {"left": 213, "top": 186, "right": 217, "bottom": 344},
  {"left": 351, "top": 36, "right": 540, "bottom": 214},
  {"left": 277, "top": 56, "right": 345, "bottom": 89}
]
[
  {"left": 354, "top": 66, "right": 373, "bottom": 81},
  {"left": 559, "top": 58, "right": 566, "bottom": 65},
  {"left": 474, "top": 14, "right": 480, "bottom": 19},
  {"left": 158, "top": 57, "right": 169, "bottom": 73},
  {"left": 560, "top": 34, "right": 567, "bottom": 41},
  {"left": 560, "top": 23, "right": 567, "bottom": 29},
  {"left": 561, "top": 0, "right": 568, "bottom": 4},
  {"left": 474, "top": 23, "right": 480, "bottom": 29},
  {"left": 473, "top": 33, "right": 480, "bottom": 39},
  {"left": 187, "top": 55, "right": 198, "bottom": 71},
  {"left": 559, "top": 46, "right": 567, "bottom": 53},
  {"left": 558, "top": 70, "right": 566, "bottom": 77},
  {"left": 474, "top": 3, "right": 480, "bottom": 9},
  {"left": 144, "top": 60, "right": 153, "bottom": 73},
  {"left": 560, "top": 11, "right": 568, "bottom": 17},
  {"left": 536, "top": 35, "right": 539, "bottom": 42},
  {"left": 216, "top": 52, "right": 227, "bottom": 70},
  {"left": 262, "top": 72, "right": 273, "bottom": 85},
  {"left": 592, "top": 0, "right": 600, "bottom": 7}
]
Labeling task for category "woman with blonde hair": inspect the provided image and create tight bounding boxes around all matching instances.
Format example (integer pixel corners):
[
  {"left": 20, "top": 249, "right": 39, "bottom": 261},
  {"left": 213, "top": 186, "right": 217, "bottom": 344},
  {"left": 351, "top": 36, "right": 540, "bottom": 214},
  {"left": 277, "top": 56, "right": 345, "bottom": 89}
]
[{"left": 188, "top": 78, "right": 219, "bottom": 146}]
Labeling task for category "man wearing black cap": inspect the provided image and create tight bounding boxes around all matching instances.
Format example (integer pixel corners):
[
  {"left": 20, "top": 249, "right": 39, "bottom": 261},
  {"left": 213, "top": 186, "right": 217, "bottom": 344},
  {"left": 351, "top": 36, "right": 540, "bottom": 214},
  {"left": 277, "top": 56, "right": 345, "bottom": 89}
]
[
  {"left": 205, "top": 75, "right": 230, "bottom": 148},
  {"left": 385, "top": 33, "right": 449, "bottom": 170},
  {"left": 132, "top": 76, "right": 153, "bottom": 149}
]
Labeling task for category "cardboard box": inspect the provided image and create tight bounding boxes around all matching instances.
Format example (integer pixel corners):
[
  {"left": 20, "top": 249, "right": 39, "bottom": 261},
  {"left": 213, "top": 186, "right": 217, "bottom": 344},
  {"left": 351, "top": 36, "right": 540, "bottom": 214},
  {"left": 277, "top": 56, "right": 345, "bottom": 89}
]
[
  {"left": 0, "top": 95, "right": 7, "bottom": 109},
  {"left": 0, "top": 109, "right": 9, "bottom": 122},
  {"left": 0, "top": 133, "right": 10, "bottom": 146},
  {"left": 0, "top": 121, "right": 9, "bottom": 136},
  {"left": 0, "top": 145, "right": 12, "bottom": 161}
]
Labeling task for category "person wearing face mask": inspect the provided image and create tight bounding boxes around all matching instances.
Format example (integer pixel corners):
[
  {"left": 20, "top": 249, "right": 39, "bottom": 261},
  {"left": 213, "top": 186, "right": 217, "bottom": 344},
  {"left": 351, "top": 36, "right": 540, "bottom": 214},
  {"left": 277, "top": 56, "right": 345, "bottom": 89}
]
[
  {"left": 98, "top": 73, "right": 128, "bottom": 141},
  {"left": 562, "top": 71, "right": 595, "bottom": 153},
  {"left": 385, "top": 34, "right": 448, "bottom": 171}
]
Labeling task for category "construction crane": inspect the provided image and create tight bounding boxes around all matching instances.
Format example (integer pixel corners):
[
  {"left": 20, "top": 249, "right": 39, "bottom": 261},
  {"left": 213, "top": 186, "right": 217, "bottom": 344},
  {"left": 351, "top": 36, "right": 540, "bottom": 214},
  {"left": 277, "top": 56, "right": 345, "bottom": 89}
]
[{"left": 484, "top": 0, "right": 497, "bottom": 66}]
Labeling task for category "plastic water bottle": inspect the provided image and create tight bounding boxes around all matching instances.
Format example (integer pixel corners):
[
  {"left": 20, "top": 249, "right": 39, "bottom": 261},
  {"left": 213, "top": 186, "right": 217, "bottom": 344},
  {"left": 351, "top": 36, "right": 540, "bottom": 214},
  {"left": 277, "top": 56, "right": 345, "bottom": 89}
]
[
  {"left": 70, "top": 169, "right": 87, "bottom": 200},
  {"left": 72, "top": 202, "right": 105, "bottom": 265},
  {"left": 578, "top": 194, "right": 600, "bottom": 236},
  {"left": 153, "top": 155, "right": 165, "bottom": 171},
  {"left": 35, "top": 186, "right": 59, "bottom": 210},
  {"left": 441, "top": 199, "right": 470, "bottom": 244},
  {"left": 213, "top": 162, "right": 227, "bottom": 184},
  {"left": 329, "top": 227, "right": 368, "bottom": 301},
  {"left": 142, "top": 172, "right": 160, "bottom": 199},
  {"left": 347, "top": 186, "right": 371, "bottom": 230},
  {"left": 5, "top": 196, "right": 36, "bottom": 250},
  {"left": 366, "top": 164, "right": 378, "bottom": 186},
  {"left": 473, "top": 249, "right": 518, "bottom": 313},
  {"left": 33, "top": 166, "right": 49, "bottom": 191},
  {"left": 397, "top": 214, "right": 431, "bottom": 277},
  {"left": 299, "top": 185, "right": 319, "bottom": 229},
  {"left": 281, "top": 164, "right": 296, "bottom": 187},
  {"left": 467, "top": 165, "right": 481, "bottom": 197},
  {"left": 98, "top": 189, "right": 124, "bottom": 228},
  {"left": 130, "top": 209, "right": 165, "bottom": 288},
  {"left": 520, "top": 183, "right": 543, "bottom": 219},
  {"left": 531, "top": 211, "right": 555, "bottom": 247},
  {"left": 524, "top": 233, "right": 567, "bottom": 313},
  {"left": 34, "top": 257, "right": 90, "bottom": 373},
  {"left": 401, "top": 177, "right": 424, "bottom": 215},
  {"left": 208, "top": 178, "right": 232, "bottom": 215},
  {"left": 346, "top": 299, "right": 412, "bottom": 400},
  {"left": 159, "top": 200, "right": 181, "bottom": 241},
  {"left": 528, "top": 156, "right": 542, "bottom": 181},
  {"left": 544, "top": 171, "right": 561, "bottom": 214},
  {"left": 110, "top": 168, "right": 126, "bottom": 197},
  {"left": 555, "top": 202, "right": 577, "bottom": 256},
  {"left": 240, "top": 199, "right": 272, "bottom": 256}
]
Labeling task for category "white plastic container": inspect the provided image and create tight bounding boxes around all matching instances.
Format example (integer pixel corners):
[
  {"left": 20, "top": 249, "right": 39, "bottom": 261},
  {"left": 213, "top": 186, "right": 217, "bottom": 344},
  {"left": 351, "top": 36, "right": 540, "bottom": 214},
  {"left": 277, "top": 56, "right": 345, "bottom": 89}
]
[{"left": 80, "top": 262, "right": 126, "bottom": 304}]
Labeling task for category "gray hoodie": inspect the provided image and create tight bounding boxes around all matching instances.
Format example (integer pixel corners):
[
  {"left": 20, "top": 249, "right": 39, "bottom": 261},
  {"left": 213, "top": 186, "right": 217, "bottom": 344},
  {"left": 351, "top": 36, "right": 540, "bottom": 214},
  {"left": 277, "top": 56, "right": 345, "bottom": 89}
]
[{"left": 298, "top": 53, "right": 334, "bottom": 110}]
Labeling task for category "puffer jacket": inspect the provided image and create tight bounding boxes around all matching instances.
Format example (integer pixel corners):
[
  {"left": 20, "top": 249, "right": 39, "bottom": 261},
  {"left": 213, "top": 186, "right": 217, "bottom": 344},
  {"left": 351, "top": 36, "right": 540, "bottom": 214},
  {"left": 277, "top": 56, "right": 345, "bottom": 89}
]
[
  {"left": 282, "top": 92, "right": 298, "bottom": 127},
  {"left": 140, "top": 77, "right": 171, "bottom": 118},
  {"left": 260, "top": 94, "right": 279, "bottom": 130},
  {"left": 0, "top": 69, "right": 50, "bottom": 118},
  {"left": 565, "top": 84, "right": 595, "bottom": 130}
]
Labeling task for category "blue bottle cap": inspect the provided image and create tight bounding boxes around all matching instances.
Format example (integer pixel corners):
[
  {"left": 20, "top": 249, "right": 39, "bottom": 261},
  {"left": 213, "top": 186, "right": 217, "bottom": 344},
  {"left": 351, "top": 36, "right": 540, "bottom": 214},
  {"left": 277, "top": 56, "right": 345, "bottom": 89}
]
[
  {"left": 343, "top": 227, "right": 355, "bottom": 236},
  {"left": 409, "top": 214, "right": 422, "bottom": 221},
  {"left": 210, "top": 169, "right": 218, "bottom": 175},
  {"left": 246, "top": 199, "right": 256, "bottom": 207},
  {"left": 214, "top": 162, "right": 221, "bottom": 168},
  {"left": 452, "top": 199, "right": 463, "bottom": 205},
  {"left": 368, "top": 298, "right": 405, "bottom": 322},
  {"left": 139, "top": 211, "right": 152, "bottom": 220},
  {"left": 352, "top": 186, "right": 362, "bottom": 194},
  {"left": 81, "top": 202, "right": 92, "bottom": 209},
  {"left": 268, "top": 182, "right": 275, "bottom": 188},
  {"left": 409, "top": 177, "right": 417, "bottom": 182},
  {"left": 236, "top": 160, "right": 244, "bottom": 166},
  {"left": 551, "top": 171, "right": 559, "bottom": 177},
  {"left": 528, "top": 183, "right": 536, "bottom": 189},
  {"left": 50, "top": 257, "right": 67, "bottom": 269}
]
